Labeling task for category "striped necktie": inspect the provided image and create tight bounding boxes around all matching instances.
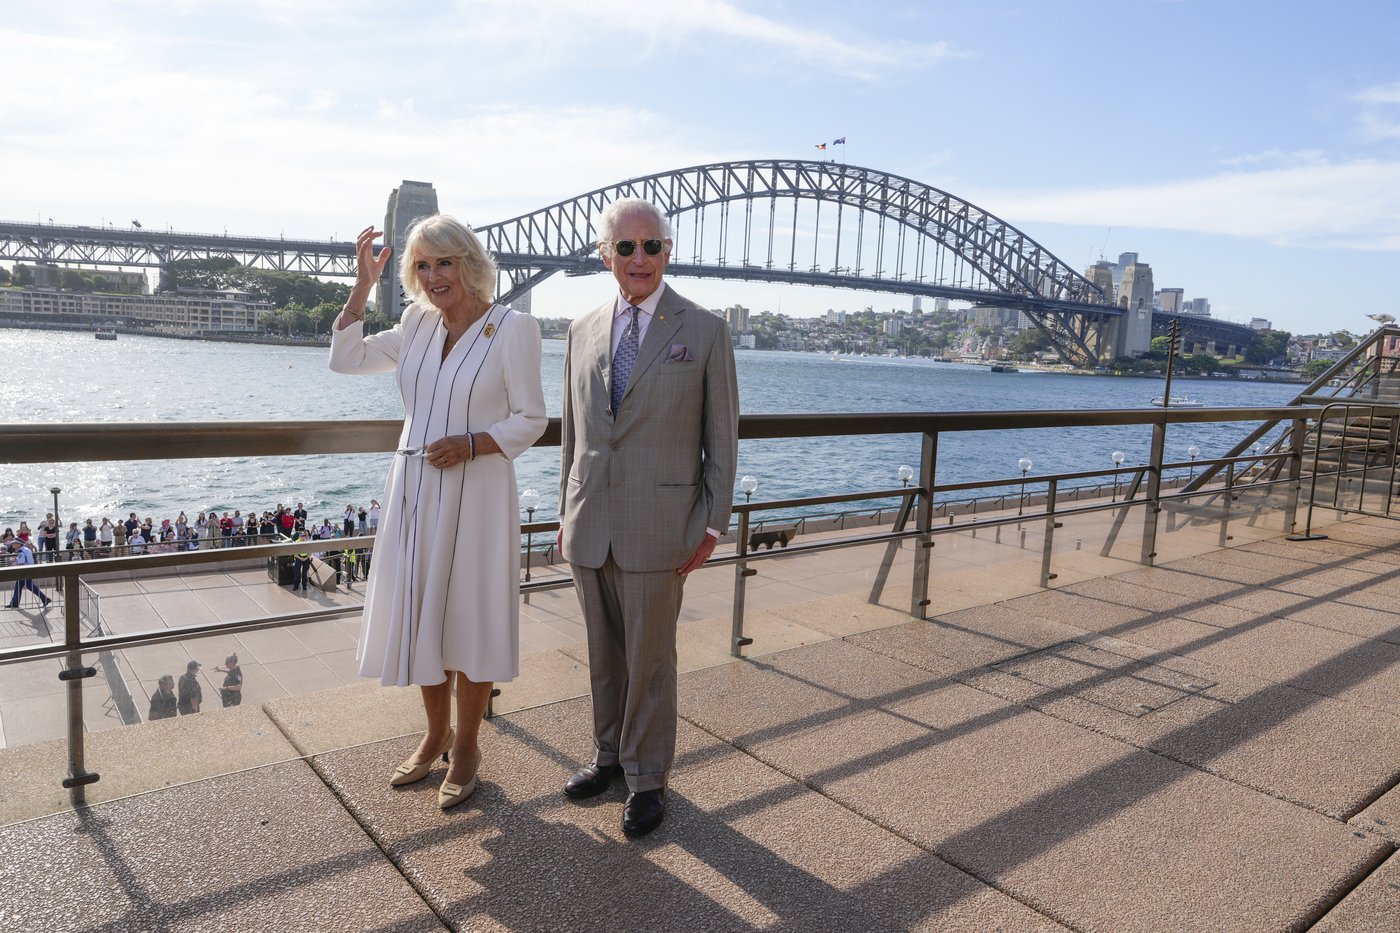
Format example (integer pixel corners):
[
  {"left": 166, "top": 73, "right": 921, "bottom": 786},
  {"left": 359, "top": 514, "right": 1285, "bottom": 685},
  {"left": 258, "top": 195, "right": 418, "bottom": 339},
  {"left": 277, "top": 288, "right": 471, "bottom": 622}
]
[{"left": 611, "top": 306, "right": 640, "bottom": 415}]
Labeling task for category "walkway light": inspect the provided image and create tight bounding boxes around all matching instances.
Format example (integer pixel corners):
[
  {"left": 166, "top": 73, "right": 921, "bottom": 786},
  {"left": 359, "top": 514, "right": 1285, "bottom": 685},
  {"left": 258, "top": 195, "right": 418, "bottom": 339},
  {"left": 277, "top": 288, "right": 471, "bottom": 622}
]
[
  {"left": 897, "top": 464, "right": 914, "bottom": 487},
  {"left": 50, "top": 486, "right": 61, "bottom": 566},
  {"left": 1017, "top": 458, "right": 1033, "bottom": 517},
  {"left": 739, "top": 475, "right": 758, "bottom": 503},
  {"left": 1187, "top": 445, "right": 1200, "bottom": 480},
  {"left": 520, "top": 489, "right": 540, "bottom": 600},
  {"left": 1111, "top": 451, "right": 1125, "bottom": 502}
]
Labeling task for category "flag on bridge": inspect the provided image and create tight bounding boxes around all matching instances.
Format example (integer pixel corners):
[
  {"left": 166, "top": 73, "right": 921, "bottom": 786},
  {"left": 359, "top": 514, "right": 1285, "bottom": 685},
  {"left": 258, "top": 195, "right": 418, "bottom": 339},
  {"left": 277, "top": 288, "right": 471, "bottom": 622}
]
[
  {"left": 833, "top": 137, "right": 846, "bottom": 145},
  {"left": 814, "top": 143, "right": 827, "bottom": 150}
]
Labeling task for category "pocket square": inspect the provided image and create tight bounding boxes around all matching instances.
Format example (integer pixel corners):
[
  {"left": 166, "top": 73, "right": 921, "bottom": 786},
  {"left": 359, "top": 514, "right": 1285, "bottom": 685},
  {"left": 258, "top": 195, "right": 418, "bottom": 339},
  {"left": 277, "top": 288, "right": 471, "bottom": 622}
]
[{"left": 667, "top": 343, "right": 695, "bottom": 363}]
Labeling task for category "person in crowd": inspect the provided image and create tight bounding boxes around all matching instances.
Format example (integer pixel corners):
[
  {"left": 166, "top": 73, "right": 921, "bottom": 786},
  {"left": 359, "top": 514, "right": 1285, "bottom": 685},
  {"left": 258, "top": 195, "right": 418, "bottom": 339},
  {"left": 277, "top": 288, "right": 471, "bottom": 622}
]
[
  {"left": 17, "top": 521, "right": 32, "bottom": 544},
  {"left": 330, "top": 216, "right": 547, "bottom": 810},
  {"left": 216, "top": 654, "right": 243, "bottom": 707},
  {"left": 244, "top": 511, "right": 258, "bottom": 545},
  {"left": 292, "top": 533, "right": 313, "bottom": 592},
  {"left": 82, "top": 519, "right": 97, "bottom": 558},
  {"left": 558, "top": 197, "right": 739, "bottom": 836},
  {"left": 279, "top": 508, "right": 295, "bottom": 537},
  {"left": 37, "top": 513, "right": 58, "bottom": 560},
  {"left": 357, "top": 505, "right": 368, "bottom": 536},
  {"left": 148, "top": 674, "right": 177, "bottom": 720},
  {"left": 220, "top": 511, "right": 235, "bottom": 546},
  {"left": 177, "top": 660, "right": 202, "bottom": 715},
  {"left": 230, "top": 511, "right": 244, "bottom": 547},
  {"left": 112, "top": 520, "right": 127, "bottom": 556},
  {"left": 343, "top": 504, "right": 356, "bottom": 538},
  {"left": 140, "top": 516, "right": 155, "bottom": 546},
  {"left": 123, "top": 513, "right": 139, "bottom": 540},
  {"left": 368, "top": 499, "right": 380, "bottom": 535},
  {"left": 318, "top": 517, "right": 335, "bottom": 540},
  {"left": 293, "top": 502, "right": 308, "bottom": 525},
  {"left": 185, "top": 526, "right": 200, "bottom": 550},
  {"left": 175, "top": 512, "right": 188, "bottom": 540},
  {"left": 6, "top": 539, "right": 52, "bottom": 608},
  {"left": 260, "top": 512, "right": 276, "bottom": 542},
  {"left": 126, "top": 525, "right": 146, "bottom": 556},
  {"left": 64, "top": 522, "right": 81, "bottom": 560}
]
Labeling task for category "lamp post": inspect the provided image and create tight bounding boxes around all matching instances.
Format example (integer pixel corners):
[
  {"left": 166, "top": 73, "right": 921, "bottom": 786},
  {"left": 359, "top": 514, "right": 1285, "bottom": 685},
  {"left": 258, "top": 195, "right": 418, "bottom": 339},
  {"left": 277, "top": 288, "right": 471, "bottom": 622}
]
[
  {"left": 1017, "top": 458, "right": 1033, "bottom": 517},
  {"left": 520, "top": 488, "right": 539, "bottom": 603},
  {"left": 1111, "top": 451, "right": 1125, "bottom": 502},
  {"left": 739, "top": 475, "right": 758, "bottom": 504},
  {"left": 897, "top": 464, "right": 914, "bottom": 487},
  {"left": 50, "top": 486, "right": 61, "bottom": 565},
  {"left": 1187, "top": 445, "right": 1200, "bottom": 480}
]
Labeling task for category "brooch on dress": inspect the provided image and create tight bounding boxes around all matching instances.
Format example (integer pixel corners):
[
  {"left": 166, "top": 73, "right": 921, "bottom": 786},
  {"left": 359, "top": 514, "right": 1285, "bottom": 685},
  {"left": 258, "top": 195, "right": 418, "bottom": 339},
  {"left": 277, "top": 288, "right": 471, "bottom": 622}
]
[{"left": 484, "top": 323, "right": 496, "bottom": 338}]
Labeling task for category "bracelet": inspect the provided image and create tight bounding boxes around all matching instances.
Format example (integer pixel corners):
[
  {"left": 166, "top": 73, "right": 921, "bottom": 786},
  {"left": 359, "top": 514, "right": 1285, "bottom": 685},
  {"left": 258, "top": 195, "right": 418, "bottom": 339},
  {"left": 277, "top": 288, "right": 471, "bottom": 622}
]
[
  {"left": 467, "top": 432, "right": 476, "bottom": 461},
  {"left": 343, "top": 304, "right": 365, "bottom": 320}
]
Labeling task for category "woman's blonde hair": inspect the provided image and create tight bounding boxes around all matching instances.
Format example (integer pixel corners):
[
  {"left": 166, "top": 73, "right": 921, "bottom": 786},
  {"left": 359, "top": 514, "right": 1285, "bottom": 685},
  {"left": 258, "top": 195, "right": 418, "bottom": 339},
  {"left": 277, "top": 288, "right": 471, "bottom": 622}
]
[{"left": 398, "top": 214, "right": 498, "bottom": 304}]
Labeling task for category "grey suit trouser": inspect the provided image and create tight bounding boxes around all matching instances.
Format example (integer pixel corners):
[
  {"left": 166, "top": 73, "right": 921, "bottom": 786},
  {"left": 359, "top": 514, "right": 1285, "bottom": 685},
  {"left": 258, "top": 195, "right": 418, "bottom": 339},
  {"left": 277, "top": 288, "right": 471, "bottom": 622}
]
[{"left": 572, "top": 553, "right": 686, "bottom": 793}]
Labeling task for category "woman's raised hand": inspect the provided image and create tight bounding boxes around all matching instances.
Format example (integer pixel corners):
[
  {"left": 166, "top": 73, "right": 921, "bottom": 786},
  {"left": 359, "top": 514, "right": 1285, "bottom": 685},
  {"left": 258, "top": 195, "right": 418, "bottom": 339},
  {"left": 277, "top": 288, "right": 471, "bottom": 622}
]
[{"left": 355, "top": 226, "right": 392, "bottom": 289}]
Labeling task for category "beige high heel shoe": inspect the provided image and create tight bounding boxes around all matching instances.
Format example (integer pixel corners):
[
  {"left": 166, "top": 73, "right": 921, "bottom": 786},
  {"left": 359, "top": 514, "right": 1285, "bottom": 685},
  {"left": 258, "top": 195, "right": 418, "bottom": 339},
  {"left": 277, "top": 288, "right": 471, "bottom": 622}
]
[
  {"left": 438, "top": 748, "right": 482, "bottom": 809},
  {"left": 389, "top": 728, "right": 454, "bottom": 786}
]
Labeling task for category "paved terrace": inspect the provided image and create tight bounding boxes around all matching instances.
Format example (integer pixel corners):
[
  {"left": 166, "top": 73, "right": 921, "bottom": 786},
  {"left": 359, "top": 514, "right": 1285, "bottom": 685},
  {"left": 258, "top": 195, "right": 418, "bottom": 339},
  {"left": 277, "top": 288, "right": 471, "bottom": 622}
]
[{"left": 1, "top": 509, "right": 1398, "bottom": 931}]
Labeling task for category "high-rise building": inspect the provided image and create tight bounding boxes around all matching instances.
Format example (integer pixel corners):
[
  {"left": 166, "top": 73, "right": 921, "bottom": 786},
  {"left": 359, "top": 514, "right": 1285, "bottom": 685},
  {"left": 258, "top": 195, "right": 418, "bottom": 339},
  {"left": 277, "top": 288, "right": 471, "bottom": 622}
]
[
  {"left": 724, "top": 304, "right": 749, "bottom": 333},
  {"left": 932, "top": 297, "right": 949, "bottom": 313},
  {"left": 1187, "top": 297, "right": 1211, "bottom": 317},
  {"left": 911, "top": 296, "right": 922, "bottom": 313},
  {"left": 1157, "top": 288, "right": 1184, "bottom": 313},
  {"left": 1250, "top": 317, "right": 1272, "bottom": 331},
  {"left": 1110, "top": 252, "right": 1139, "bottom": 291},
  {"left": 380, "top": 181, "right": 439, "bottom": 320}
]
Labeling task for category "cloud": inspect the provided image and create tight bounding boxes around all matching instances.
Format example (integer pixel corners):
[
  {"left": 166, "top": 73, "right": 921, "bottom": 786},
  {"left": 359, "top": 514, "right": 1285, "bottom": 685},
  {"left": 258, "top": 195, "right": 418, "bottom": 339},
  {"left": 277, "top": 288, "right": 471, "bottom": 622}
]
[
  {"left": 1355, "top": 81, "right": 1400, "bottom": 142},
  {"left": 983, "top": 160, "right": 1400, "bottom": 251},
  {"left": 443, "top": 0, "right": 962, "bottom": 80}
]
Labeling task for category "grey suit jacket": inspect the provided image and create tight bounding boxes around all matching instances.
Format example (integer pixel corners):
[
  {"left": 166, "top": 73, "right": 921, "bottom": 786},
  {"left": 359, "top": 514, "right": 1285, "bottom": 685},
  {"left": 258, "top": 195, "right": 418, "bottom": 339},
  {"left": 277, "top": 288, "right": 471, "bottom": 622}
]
[{"left": 559, "top": 286, "right": 739, "bottom": 572}]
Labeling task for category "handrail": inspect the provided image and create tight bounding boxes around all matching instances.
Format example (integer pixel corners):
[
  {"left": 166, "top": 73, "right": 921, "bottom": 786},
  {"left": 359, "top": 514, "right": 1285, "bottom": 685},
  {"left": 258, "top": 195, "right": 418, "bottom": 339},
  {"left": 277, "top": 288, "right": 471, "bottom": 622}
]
[{"left": 0, "top": 402, "right": 1344, "bottom": 807}]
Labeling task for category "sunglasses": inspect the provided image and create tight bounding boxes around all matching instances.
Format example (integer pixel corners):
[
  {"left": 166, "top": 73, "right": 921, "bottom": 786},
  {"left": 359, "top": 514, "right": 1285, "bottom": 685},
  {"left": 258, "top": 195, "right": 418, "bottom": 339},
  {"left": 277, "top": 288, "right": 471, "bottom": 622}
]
[{"left": 611, "top": 238, "right": 666, "bottom": 257}]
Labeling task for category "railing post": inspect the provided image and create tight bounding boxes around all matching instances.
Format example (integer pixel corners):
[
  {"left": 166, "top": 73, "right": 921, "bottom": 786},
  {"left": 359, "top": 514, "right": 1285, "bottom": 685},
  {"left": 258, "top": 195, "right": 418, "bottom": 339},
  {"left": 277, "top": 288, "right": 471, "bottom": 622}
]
[
  {"left": 1040, "top": 479, "right": 1059, "bottom": 586},
  {"left": 1218, "top": 462, "right": 1235, "bottom": 548},
  {"left": 730, "top": 511, "right": 754, "bottom": 657},
  {"left": 1288, "top": 415, "right": 1309, "bottom": 531},
  {"left": 1140, "top": 421, "right": 1166, "bottom": 566},
  {"left": 59, "top": 572, "right": 98, "bottom": 806},
  {"left": 911, "top": 431, "right": 937, "bottom": 619}
]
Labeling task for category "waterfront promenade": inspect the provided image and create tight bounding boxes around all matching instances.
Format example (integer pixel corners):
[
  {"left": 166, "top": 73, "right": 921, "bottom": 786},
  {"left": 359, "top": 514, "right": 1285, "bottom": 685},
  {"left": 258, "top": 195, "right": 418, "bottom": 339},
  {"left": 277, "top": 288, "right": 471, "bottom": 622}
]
[{"left": 0, "top": 496, "right": 1396, "bottom": 931}]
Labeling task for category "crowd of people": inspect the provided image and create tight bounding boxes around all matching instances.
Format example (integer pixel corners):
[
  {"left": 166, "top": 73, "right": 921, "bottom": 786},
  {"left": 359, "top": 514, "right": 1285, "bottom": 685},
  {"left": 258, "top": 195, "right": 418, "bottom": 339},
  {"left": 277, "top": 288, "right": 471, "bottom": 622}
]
[{"left": 0, "top": 500, "right": 381, "bottom": 562}]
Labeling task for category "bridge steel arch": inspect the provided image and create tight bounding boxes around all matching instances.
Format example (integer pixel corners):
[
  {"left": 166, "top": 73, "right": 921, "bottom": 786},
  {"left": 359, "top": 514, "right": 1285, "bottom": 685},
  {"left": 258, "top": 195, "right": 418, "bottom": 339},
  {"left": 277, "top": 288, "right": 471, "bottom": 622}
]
[{"left": 480, "top": 160, "right": 1119, "bottom": 363}]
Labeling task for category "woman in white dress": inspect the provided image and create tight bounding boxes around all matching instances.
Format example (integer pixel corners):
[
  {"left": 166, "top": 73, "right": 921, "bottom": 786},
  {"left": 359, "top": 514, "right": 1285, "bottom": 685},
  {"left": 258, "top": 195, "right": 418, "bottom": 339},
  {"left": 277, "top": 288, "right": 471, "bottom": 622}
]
[{"left": 329, "top": 216, "right": 547, "bottom": 809}]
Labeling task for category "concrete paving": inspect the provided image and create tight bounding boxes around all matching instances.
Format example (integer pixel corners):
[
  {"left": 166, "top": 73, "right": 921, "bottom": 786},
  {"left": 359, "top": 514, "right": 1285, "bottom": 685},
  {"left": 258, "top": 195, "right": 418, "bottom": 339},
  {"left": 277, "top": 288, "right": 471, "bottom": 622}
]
[{"left": 0, "top": 506, "right": 1397, "bottom": 930}]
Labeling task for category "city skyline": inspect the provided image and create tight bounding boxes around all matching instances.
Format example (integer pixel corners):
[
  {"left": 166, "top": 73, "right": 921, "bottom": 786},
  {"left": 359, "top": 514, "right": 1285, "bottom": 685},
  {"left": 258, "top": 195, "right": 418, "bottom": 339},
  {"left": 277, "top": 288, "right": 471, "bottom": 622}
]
[{"left": 5, "top": 1, "right": 1398, "bottom": 335}]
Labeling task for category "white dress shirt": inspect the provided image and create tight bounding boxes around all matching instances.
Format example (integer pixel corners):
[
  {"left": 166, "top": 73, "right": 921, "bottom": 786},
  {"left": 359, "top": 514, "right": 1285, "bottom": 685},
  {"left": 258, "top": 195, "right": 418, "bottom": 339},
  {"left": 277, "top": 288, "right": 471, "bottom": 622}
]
[{"left": 610, "top": 282, "right": 667, "bottom": 355}]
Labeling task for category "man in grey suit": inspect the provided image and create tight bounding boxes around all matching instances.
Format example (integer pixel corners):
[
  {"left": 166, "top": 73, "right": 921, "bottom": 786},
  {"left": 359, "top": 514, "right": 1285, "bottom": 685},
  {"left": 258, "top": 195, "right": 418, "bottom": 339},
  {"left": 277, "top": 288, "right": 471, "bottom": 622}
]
[{"left": 558, "top": 197, "right": 739, "bottom": 835}]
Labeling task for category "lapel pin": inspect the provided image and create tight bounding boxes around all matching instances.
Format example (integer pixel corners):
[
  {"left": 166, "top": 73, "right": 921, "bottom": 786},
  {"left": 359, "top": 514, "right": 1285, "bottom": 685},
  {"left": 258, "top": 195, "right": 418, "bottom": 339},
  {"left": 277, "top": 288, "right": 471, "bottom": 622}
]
[{"left": 484, "top": 323, "right": 495, "bottom": 338}]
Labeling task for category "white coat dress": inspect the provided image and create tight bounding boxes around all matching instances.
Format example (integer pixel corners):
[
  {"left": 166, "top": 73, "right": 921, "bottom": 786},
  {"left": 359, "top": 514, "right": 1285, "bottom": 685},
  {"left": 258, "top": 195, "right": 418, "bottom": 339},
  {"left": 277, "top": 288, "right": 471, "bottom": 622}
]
[{"left": 329, "top": 302, "right": 547, "bottom": 686}]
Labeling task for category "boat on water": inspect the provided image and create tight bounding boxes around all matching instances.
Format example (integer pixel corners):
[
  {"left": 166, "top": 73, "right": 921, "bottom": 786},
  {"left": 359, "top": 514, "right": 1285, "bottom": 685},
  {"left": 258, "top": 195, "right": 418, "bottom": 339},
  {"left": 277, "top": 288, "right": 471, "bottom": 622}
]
[
  {"left": 989, "top": 363, "right": 1019, "bottom": 373},
  {"left": 95, "top": 329, "right": 118, "bottom": 341},
  {"left": 1151, "top": 395, "right": 1204, "bottom": 408}
]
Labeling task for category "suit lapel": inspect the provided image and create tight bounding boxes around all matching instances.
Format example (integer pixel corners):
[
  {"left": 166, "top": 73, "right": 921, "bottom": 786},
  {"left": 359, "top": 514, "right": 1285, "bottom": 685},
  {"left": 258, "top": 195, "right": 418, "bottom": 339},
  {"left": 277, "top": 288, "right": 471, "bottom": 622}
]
[
  {"left": 583, "top": 300, "right": 615, "bottom": 412},
  {"left": 620, "top": 290, "right": 684, "bottom": 409}
]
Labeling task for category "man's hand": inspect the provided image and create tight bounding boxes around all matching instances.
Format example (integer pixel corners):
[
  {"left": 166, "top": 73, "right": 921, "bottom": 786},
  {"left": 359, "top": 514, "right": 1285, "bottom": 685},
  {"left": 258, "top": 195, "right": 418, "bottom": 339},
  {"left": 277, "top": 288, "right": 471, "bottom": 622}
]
[{"left": 677, "top": 533, "right": 718, "bottom": 576}]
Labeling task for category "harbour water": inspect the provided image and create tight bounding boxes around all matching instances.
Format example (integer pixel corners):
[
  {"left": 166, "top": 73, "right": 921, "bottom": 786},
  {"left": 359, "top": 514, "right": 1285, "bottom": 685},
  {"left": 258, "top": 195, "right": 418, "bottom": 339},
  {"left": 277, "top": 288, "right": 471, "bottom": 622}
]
[{"left": 0, "top": 328, "right": 1298, "bottom": 527}]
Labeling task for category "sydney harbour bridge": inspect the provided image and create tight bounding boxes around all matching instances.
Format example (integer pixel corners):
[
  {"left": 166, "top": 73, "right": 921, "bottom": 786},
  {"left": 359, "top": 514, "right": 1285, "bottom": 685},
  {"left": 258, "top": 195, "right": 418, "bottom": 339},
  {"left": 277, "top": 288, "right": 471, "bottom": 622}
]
[{"left": 0, "top": 159, "right": 1253, "bottom": 365}]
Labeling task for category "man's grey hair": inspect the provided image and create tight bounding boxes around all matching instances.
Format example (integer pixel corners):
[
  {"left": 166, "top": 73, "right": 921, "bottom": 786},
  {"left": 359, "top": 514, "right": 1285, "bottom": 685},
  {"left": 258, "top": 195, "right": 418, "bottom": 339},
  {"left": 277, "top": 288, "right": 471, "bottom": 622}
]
[{"left": 595, "top": 198, "right": 673, "bottom": 250}]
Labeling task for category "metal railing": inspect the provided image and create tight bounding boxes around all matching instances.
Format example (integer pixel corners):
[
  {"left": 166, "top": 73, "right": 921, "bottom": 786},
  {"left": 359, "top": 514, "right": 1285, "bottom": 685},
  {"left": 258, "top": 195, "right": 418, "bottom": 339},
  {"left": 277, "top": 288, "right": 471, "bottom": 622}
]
[{"left": 0, "top": 404, "right": 1330, "bottom": 806}]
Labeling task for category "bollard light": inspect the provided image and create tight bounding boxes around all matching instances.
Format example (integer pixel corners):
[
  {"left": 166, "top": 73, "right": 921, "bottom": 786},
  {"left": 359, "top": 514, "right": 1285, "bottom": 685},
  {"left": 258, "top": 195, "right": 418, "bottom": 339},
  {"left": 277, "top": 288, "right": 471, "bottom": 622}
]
[
  {"left": 739, "top": 475, "right": 758, "bottom": 504},
  {"left": 897, "top": 464, "right": 914, "bottom": 487},
  {"left": 1017, "top": 458, "right": 1033, "bottom": 517},
  {"left": 1187, "top": 445, "right": 1200, "bottom": 480},
  {"left": 520, "top": 489, "right": 540, "bottom": 598},
  {"left": 1111, "top": 451, "right": 1125, "bottom": 502}
]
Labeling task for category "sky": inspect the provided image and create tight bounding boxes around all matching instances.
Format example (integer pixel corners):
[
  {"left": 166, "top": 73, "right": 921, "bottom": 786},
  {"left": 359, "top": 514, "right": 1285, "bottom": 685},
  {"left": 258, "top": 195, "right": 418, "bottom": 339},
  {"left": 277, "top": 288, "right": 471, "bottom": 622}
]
[{"left": 5, "top": 0, "right": 1400, "bottom": 335}]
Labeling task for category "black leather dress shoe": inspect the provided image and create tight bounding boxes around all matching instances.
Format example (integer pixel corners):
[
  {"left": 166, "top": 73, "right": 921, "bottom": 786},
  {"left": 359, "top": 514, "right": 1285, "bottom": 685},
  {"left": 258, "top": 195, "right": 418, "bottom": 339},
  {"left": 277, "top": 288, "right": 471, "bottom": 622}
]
[
  {"left": 621, "top": 789, "right": 665, "bottom": 836},
  {"left": 564, "top": 762, "right": 623, "bottom": 799}
]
